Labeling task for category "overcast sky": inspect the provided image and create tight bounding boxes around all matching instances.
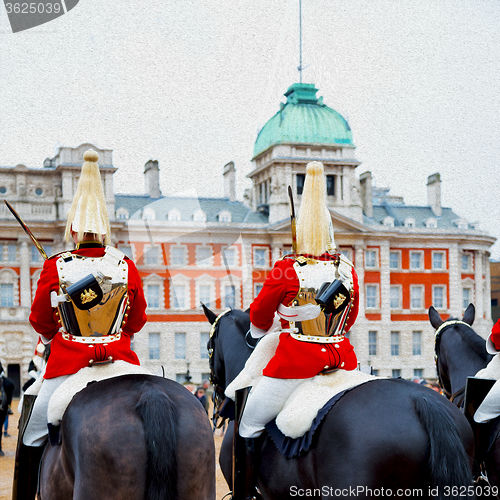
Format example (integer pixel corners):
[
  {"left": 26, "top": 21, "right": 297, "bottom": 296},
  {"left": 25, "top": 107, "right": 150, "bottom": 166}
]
[{"left": 1, "top": 0, "right": 499, "bottom": 258}]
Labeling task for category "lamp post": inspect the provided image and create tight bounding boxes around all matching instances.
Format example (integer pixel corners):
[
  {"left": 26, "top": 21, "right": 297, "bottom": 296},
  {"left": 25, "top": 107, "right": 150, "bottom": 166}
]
[{"left": 185, "top": 361, "right": 192, "bottom": 383}]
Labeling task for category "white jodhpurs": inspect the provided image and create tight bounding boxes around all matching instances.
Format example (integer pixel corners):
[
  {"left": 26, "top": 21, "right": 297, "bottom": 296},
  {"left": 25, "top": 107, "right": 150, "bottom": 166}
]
[
  {"left": 238, "top": 376, "right": 304, "bottom": 438},
  {"left": 23, "top": 375, "right": 69, "bottom": 447}
]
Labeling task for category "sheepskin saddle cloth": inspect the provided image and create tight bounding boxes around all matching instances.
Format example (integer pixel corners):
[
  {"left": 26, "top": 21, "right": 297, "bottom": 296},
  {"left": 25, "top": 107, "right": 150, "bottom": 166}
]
[
  {"left": 473, "top": 355, "right": 500, "bottom": 423},
  {"left": 25, "top": 361, "right": 151, "bottom": 426},
  {"left": 226, "top": 332, "right": 379, "bottom": 442}
]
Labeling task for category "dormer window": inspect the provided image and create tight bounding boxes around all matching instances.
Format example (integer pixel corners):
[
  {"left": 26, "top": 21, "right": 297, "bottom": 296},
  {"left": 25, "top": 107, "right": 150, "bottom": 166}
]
[
  {"left": 168, "top": 209, "right": 181, "bottom": 221},
  {"left": 404, "top": 218, "right": 415, "bottom": 228},
  {"left": 143, "top": 208, "right": 156, "bottom": 221},
  {"left": 193, "top": 209, "right": 207, "bottom": 222},
  {"left": 116, "top": 207, "right": 129, "bottom": 220},
  {"left": 425, "top": 218, "right": 437, "bottom": 228},
  {"left": 382, "top": 216, "right": 395, "bottom": 227},
  {"left": 218, "top": 210, "right": 232, "bottom": 223}
]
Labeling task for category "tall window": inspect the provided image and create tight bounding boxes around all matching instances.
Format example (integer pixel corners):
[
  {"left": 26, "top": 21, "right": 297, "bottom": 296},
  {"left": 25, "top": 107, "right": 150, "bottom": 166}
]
[
  {"left": 32, "top": 245, "right": 50, "bottom": 263},
  {"left": 145, "top": 247, "right": 159, "bottom": 266},
  {"left": 146, "top": 285, "right": 160, "bottom": 308},
  {"left": 433, "top": 286, "right": 445, "bottom": 309},
  {"left": 392, "top": 369, "right": 401, "bottom": 378},
  {"left": 254, "top": 248, "right": 267, "bottom": 268},
  {"left": 432, "top": 252, "right": 445, "bottom": 270},
  {"left": 0, "top": 283, "right": 14, "bottom": 307},
  {"left": 171, "top": 247, "right": 185, "bottom": 266},
  {"left": 196, "top": 247, "right": 212, "bottom": 266},
  {"left": 463, "top": 288, "right": 471, "bottom": 310},
  {"left": 368, "top": 331, "right": 377, "bottom": 356},
  {"left": 173, "top": 285, "right": 185, "bottom": 309},
  {"left": 224, "top": 285, "right": 236, "bottom": 309},
  {"left": 254, "top": 283, "right": 264, "bottom": 298},
  {"left": 390, "top": 286, "right": 400, "bottom": 309},
  {"left": 175, "top": 333, "right": 186, "bottom": 359},
  {"left": 296, "top": 174, "right": 305, "bottom": 195},
  {"left": 389, "top": 252, "right": 400, "bottom": 269},
  {"left": 462, "top": 254, "right": 471, "bottom": 271},
  {"left": 326, "top": 175, "right": 335, "bottom": 196},
  {"left": 412, "top": 331, "right": 422, "bottom": 356},
  {"left": 200, "top": 332, "right": 209, "bottom": 359},
  {"left": 366, "top": 285, "right": 378, "bottom": 309},
  {"left": 7, "top": 244, "right": 16, "bottom": 262},
  {"left": 410, "top": 285, "right": 423, "bottom": 309},
  {"left": 149, "top": 333, "right": 160, "bottom": 360},
  {"left": 223, "top": 248, "right": 235, "bottom": 266},
  {"left": 414, "top": 369, "right": 424, "bottom": 378},
  {"left": 391, "top": 331, "right": 400, "bottom": 356},
  {"left": 199, "top": 285, "right": 212, "bottom": 307},
  {"left": 365, "top": 250, "right": 377, "bottom": 268},
  {"left": 410, "top": 252, "right": 422, "bottom": 270}
]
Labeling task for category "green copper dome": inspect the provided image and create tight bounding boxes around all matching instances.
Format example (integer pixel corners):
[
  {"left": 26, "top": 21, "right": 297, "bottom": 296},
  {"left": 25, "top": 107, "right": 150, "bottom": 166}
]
[{"left": 253, "top": 83, "right": 353, "bottom": 158}]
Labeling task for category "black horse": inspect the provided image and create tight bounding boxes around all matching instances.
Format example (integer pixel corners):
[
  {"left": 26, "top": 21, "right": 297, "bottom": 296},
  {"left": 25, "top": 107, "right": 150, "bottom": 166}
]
[
  {"left": 431, "top": 303, "right": 500, "bottom": 489},
  {"left": 37, "top": 374, "right": 215, "bottom": 500},
  {"left": 204, "top": 306, "right": 476, "bottom": 500}
]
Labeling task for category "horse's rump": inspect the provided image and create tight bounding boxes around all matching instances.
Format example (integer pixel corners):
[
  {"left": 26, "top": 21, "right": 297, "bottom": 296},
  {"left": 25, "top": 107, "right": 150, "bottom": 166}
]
[{"left": 39, "top": 374, "right": 215, "bottom": 500}]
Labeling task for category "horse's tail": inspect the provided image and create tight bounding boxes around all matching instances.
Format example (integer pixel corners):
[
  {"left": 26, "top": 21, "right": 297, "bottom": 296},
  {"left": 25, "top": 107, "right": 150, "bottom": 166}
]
[
  {"left": 136, "top": 381, "right": 178, "bottom": 500},
  {"left": 414, "top": 395, "right": 473, "bottom": 500}
]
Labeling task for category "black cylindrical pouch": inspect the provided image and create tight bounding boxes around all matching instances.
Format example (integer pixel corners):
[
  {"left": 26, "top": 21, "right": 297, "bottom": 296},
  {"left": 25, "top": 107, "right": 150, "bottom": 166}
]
[{"left": 315, "top": 279, "right": 350, "bottom": 315}]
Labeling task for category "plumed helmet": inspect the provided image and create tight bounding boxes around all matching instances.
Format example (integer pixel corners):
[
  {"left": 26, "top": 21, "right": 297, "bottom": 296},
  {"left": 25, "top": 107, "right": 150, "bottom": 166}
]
[
  {"left": 64, "top": 149, "right": 111, "bottom": 244},
  {"left": 296, "top": 161, "right": 336, "bottom": 256}
]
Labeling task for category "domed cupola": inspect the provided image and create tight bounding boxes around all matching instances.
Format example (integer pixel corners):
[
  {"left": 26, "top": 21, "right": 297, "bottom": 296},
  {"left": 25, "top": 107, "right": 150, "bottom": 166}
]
[{"left": 253, "top": 83, "right": 353, "bottom": 159}]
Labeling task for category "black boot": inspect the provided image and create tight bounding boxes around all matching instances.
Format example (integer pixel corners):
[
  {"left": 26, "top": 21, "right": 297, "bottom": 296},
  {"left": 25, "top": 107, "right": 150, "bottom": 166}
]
[
  {"left": 12, "top": 443, "right": 45, "bottom": 500},
  {"left": 233, "top": 436, "right": 261, "bottom": 500}
]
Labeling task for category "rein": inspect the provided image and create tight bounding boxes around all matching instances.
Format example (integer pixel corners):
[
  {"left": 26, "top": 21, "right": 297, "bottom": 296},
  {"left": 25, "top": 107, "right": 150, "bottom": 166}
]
[
  {"left": 434, "top": 319, "right": 473, "bottom": 407},
  {"left": 208, "top": 309, "right": 232, "bottom": 429}
]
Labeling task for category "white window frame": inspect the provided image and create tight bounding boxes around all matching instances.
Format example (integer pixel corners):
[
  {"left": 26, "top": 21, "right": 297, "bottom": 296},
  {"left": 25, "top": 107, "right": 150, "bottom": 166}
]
[
  {"left": 174, "top": 332, "right": 186, "bottom": 359},
  {"left": 167, "top": 208, "right": 181, "bottom": 222},
  {"left": 365, "top": 284, "right": 379, "bottom": 310},
  {"left": 412, "top": 331, "right": 422, "bottom": 356},
  {"left": 192, "top": 209, "right": 207, "bottom": 222},
  {"left": 409, "top": 251, "right": 423, "bottom": 270},
  {"left": 461, "top": 253, "right": 472, "bottom": 272},
  {"left": 432, "top": 251, "right": 446, "bottom": 270},
  {"left": 218, "top": 210, "right": 232, "bottom": 223},
  {"left": 432, "top": 285, "right": 447, "bottom": 310},
  {"left": 170, "top": 276, "right": 190, "bottom": 310},
  {"left": 116, "top": 207, "right": 129, "bottom": 220},
  {"left": 220, "top": 276, "right": 241, "bottom": 310},
  {"left": 404, "top": 217, "right": 416, "bottom": 228},
  {"left": 143, "top": 273, "right": 164, "bottom": 310},
  {"left": 222, "top": 246, "right": 237, "bottom": 267},
  {"left": 196, "top": 246, "right": 213, "bottom": 267},
  {"left": 365, "top": 249, "right": 378, "bottom": 269},
  {"left": 382, "top": 216, "right": 395, "bottom": 227},
  {"left": 0, "top": 269, "right": 20, "bottom": 308},
  {"left": 390, "top": 332, "right": 400, "bottom": 356},
  {"left": 462, "top": 283, "right": 474, "bottom": 310},
  {"left": 149, "top": 332, "right": 161, "bottom": 360},
  {"left": 170, "top": 245, "right": 187, "bottom": 267},
  {"left": 144, "top": 245, "right": 160, "bottom": 266},
  {"left": 425, "top": 218, "right": 437, "bottom": 229},
  {"left": 410, "top": 285, "right": 424, "bottom": 310},
  {"left": 368, "top": 331, "right": 377, "bottom": 356},
  {"left": 253, "top": 247, "right": 268, "bottom": 268},
  {"left": 143, "top": 208, "right": 156, "bottom": 221},
  {"left": 390, "top": 285, "right": 402, "bottom": 310},
  {"left": 389, "top": 251, "right": 401, "bottom": 270},
  {"left": 195, "top": 275, "right": 216, "bottom": 309}
]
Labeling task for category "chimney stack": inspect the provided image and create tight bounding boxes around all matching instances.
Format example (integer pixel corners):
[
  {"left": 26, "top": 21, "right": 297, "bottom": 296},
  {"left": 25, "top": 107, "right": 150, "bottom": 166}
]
[
  {"left": 359, "top": 171, "right": 373, "bottom": 218},
  {"left": 144, "top": 160, "right": 161, "bottom": 199},
  {"left": 223, "top": 161, "right": 236, "bottom": 202},
  {"left": 427, "top": 173, "right": 442, "bottom": 217}
]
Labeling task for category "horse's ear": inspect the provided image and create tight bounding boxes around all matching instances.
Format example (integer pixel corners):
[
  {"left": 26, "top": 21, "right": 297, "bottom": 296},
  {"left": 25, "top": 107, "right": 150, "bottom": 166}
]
[
  {"left": 462, "top": 303, "right": 475, "bottom": 326},
  {"left": 244, "top": 308, "right": 250, "bottom": 314},
  {"left": 201, "top": 303, "right": 218, "bottom": 324},
  {"left": 429, "top": 306, "right": 444, "bottom": 330}
]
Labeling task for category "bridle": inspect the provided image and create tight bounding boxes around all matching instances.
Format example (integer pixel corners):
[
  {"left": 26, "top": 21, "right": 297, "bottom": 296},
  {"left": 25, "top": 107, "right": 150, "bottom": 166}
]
[
  {"left": 434, "top": 320, "right": 473, "bottom": 406},
  {"left": 207, "top": 309, "right": 232, "bottom": 429}
]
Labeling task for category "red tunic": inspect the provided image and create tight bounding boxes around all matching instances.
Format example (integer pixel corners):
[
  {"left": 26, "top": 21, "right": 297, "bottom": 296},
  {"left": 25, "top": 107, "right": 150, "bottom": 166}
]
[
  {"left": 29, "top": 245, "right": 147, "bottom": 379},
  {"left": 250, "top": 254, "right": 359, "bottom": 379},
  {"left": 489, "top": 319, "right": 500, "bottom": 350}
]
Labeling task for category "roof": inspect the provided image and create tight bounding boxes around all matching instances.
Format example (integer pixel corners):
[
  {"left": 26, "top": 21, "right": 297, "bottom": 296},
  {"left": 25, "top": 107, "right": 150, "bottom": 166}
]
[
  {"left": 115, "top": 194, "right": 268, "bottom": 224},
  {"left": 253, "top": 83, "right": 353, "bottom": 158},
  {"left": 366, "top": 204, "right": 476, "bottom": 230}
]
